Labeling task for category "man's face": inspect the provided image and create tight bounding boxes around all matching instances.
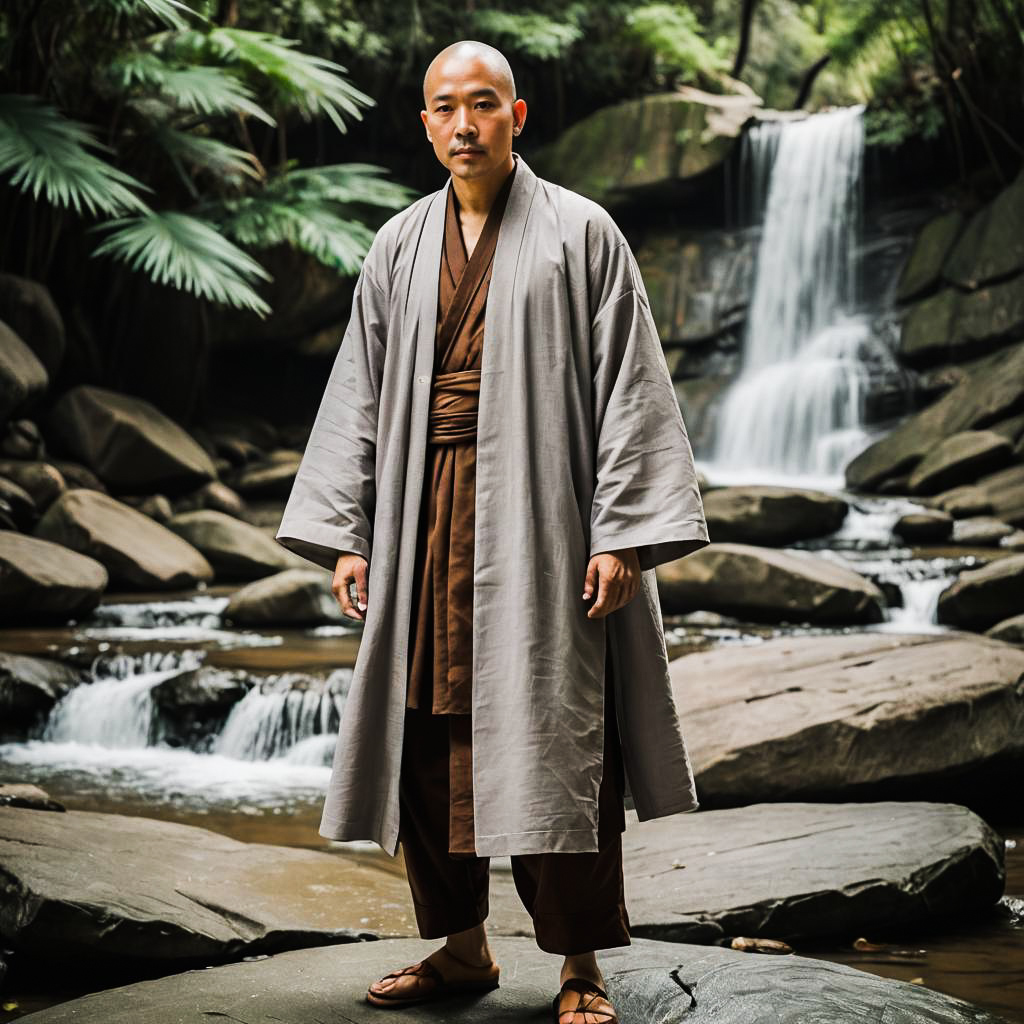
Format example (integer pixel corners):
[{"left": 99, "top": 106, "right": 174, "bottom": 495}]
[{"left": 421, "top": 55, "right": 524, "bottom": 180}]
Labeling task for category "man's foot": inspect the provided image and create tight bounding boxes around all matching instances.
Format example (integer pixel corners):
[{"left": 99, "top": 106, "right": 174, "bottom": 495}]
[
  {"left": 554, "top": 975, "right": 618, "bottom": 1024},
  {"left": 366, "top": 944, "right": 500, "bottom": 1007}
]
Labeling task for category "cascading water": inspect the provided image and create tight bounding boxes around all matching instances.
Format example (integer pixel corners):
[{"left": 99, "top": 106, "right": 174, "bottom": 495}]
[{"left": 709, "top": 104, "right": 900, "bottom": 484}]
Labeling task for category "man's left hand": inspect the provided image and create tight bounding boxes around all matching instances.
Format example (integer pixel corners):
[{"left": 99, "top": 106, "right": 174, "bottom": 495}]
[{"left": 583, "top": 547, "right": 641, "bottom": 619}]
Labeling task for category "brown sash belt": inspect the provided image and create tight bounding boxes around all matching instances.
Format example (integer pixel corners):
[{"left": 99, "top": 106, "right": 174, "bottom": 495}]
[{"left": 428, "top": 369, "right": 481, "bottom": 444}]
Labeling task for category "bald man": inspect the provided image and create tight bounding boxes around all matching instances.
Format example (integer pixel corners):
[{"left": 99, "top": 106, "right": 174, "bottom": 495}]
[{"left": 277, "top": 37, "right": 709, "bottom": 1024}]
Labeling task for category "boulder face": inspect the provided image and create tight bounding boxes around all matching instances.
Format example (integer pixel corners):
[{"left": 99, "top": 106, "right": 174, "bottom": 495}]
[
  {"left": 0, "top": 650, "right": 81, "bottom": 735},
  {"left": 0, "top": 805, "right": 413, "bottom": 964},
  {"left": 44, "top": 385, "right": 217, "bottom": 493},
  {"left": 845, "top": 341, "right": 1024, "bottom": 492},
  {"left": 34, "top": 488, "right": 213, "bottom": 591},
  {"left": 617, "top": 801, "right": 1003, "bottom": 944},
  {"left": 0, "top": 530, "right": 108, "bottom": 620},
  {"left": 530, "top": 92, "right": 741, "bottom": 207},
  {"left": 657, "top": 542, "right": 885, "bottom": 624},
  {"left": 701, "top": 486, "right": 848, "bottom": 545},
  {"left": 0, "top": 319, "right": 48, "bottom": 421},
  {"left": 0, "top": 273, "right": 66, "bottom": 377},
  {"left": 896, "top": 209, "right": 966, "bottom": 304},
  {"left": 223, "top": 568, "right": 346, "bottom": 626},
  {"left": 165, "top": 509, "right": 304, "bottom": 581},
  {"left": 9, "top": 934, "right": 1009, "bottom": 1024},
  {"left": 907, "top": 429, "right": 1014, "bottom": 494},
  {"left": 937, "top": 552, "right": 1024, "bottom": 630},
  {"left": 669, "top": 631, "right": 1024, "bottom": 808}
]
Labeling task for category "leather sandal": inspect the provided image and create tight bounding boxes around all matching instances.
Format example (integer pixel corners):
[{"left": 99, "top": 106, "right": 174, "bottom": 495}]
[
  {"left": 552, "top": 977, "right": 619, "bottom": 1023},
  {"left": 366, "top": 950, "right": 500, "bottom": 1009}
]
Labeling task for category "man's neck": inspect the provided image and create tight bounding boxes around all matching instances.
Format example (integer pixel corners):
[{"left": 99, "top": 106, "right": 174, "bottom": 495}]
[{"left": 450, "top": 153, "right": 516, "bottom": 217}]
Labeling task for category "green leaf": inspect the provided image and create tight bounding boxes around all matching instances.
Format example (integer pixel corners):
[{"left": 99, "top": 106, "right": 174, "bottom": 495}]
[
  {"left": 0, "top": 93, "right": 150, "bottom": 216},
  {"left": 152, "top": 125, "right": 264, "bottom": 187},
  {"left": 92, "top": 0, "right": 203, "bottom": 31},
  {"left": 90, "top": 209, "right": 273, "bottom": 315}
]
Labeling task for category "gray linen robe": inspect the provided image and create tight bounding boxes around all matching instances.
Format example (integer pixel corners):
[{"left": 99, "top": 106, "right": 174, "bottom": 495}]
[{"left": 275, "top": 152, "right": 710, "bottom": 858}]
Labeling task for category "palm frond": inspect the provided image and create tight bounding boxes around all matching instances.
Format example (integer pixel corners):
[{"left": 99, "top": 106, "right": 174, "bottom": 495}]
[
  {"left": 0, "top": 93, "right": 150, "bottom": 216},
  {"left": 266, "top": 163, "right": 416, "bottom": 210},
  {"left": 92, "top": 0, "right": 203, "bottom": 31},
  {"left": 108, "top": 52, "right": 275, "bottom": 125},
  {"left": 152, "top": 125, "right": 264, "bottom": 188},
  {"left": 90, "top": 210, "right": 272, "bottom": 315},
  {"left": 156, "top": 27, "right": 375, "bottom": 133}
]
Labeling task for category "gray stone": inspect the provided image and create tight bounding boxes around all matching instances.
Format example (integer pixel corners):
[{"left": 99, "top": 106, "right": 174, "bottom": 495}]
[
  {"left": 945, "top": 167, "right": 1024, "bottom": 288},
  {"left": 0, "top": 274, "right": 65, "bottom": 377},
  {"left": 166, "top": 509, "right": 305, "bottom": 581},
  {"left": 0, "top": 531, "right": 107, "bottom": 621},
  {"left": 227, "top": 456, "right": 301, "bottom": 498},
  {"left": 701, "top": 486, "right": 848, "bottom": 545},
  {"left": 893, "top": 508, "right": 953, "bottom": 542},
  {"left": 937, "top": 553, "right": 1024, "bottom": 630},
  {"left": 0, "top": 651, "right": 80, "bottom": 734},
  {"left": 0, "top": 319, "right": 48, "bottom": 421},
  {"left": 951, "top": 516, "right": 1017, "bottom": 546},
  {"left": 986, "top": 611, "right": 1024, "bottom": 644},
  {"left": 616, "top": 802, "right": 1003, "bottom": 943},
  {"left": 34, "top": 488, "right": 214, "bottom": 591},
  {"left": 0, "top": 805, "right": 413, "bottom": 964},
  {"left": 896, "top": 209, "right": 966, "bottom": 303},
  {"left": 224, "top": 568, "right": 347, "bottom": 626},
  {"left": 657, "top": 542, "right": 885, "bottom": 625},
  {"left": 10, "top": 934, "right": 1009, "bottom": 1023},
  {"left": 44, "top": 385, "right": 217, "bottom": 493},
  {"left": 0, "top": 783, "right": 64, "bottom": 812},
  {"left": 845, "top": 342, "right": 1024, "bottom": 491},
  {"left": 0, "top": 459, "right": 65, "bottom": 511},
  {"left": 669, "top": 632, "right": 1024, "bottom": 806},
  {"left": 908, "top": 430, "right": 1014, "bottom": 494}
]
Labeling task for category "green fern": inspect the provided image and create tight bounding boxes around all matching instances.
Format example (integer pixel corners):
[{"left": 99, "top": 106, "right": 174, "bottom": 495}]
[
  {"left": 90, "top": 210, "right": 273, "bottom": 315},
  {"left": 0, "top": 94, "right": 151, "bottom": 216}
]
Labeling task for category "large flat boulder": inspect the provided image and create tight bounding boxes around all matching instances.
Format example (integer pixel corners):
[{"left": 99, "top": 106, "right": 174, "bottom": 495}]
[
  {"left": 44, "top": 385, "right": 217, "bottom": 493},
  {"left": 908, "top": 430, "right": 1014, "bottom": 494},
  {"left": 223, "top": 568, "right": 347, "bottom": 626},
  {"left": 12, "top": 934, "right": 1009, "bottom": 1024},
  {"left": 34, "top": 488, "right": 214, "bottom": 590},
  {"left": 937, "top": 553, "right": 1024, "bottom": 630},
  {"left": 0, "top": 805, "right": 414, "bottom": 966},
  {"left": 701, "top": 486, "right": 847, "bottom": 544},
  {"left": 657, "top": 542, "right": 885, "bottom": 624},
  {"left": 0, "top": 530, "right": 108, "bottom": 621},
  {"left": 617, "top": 802, "right": 1003, "bottom": 943},
  {"left": 669, "top": 632, "right": 1024, "bottom": 806}
]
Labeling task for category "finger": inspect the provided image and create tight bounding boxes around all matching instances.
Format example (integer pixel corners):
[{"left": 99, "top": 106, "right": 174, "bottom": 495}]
[
  {"left": 354, "top": 560, "right": 369, "bottom": 612},
  {"left": 588, "top": 569, "right": 613, "bottom": 618},
  {"left": 583, "top": 558, "right": 599, "bottom": 601},
  {"left": 333, "top": 572, "right": 361, "bottom": 620}
]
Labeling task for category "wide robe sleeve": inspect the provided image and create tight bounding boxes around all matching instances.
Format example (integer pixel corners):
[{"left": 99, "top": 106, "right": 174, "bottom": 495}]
[
  {"left": 274, "top": 248, "right": 389, "bottom": 573},
  {"left": 586, "top": 217, "right": 710, "bottom": 573}
]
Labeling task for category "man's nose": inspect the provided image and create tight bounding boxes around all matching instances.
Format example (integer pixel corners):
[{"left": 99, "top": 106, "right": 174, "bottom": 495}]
[{"left": 455, "top": 106, "right": 477, "bottom": 136}]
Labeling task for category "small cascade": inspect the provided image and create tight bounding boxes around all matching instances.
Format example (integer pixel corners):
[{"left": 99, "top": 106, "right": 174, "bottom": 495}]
[
  {"left": 212, "top": 669, "right": 351, "bottom": 761},
  {"left": 709, "top": 105, "right": 902, "bottom": 482},
  {"left": 42, "top": 650, "right": 204, "bottom": 748}
]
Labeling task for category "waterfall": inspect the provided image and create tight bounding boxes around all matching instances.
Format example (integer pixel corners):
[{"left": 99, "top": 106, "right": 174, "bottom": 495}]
[{"left": 709, "top": 104, "right": 897, "bottom": 483}]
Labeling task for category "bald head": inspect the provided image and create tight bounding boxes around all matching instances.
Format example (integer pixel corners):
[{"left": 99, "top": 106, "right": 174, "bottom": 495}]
[{"left": 422, "top": 40, "right": 516, "bottom": 107}]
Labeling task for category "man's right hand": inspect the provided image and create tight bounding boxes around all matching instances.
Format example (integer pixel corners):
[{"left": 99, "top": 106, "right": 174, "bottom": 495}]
[{"left": 332, "top": 553, "right": 369, "bottom": 621}]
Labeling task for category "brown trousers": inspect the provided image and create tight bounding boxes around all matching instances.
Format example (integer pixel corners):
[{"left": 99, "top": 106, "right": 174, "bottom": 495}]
[{"left": 397, "top": 651, "right": 632, "bottom": 955}]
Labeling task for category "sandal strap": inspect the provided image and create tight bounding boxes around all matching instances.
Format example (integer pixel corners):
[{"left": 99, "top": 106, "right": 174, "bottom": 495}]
[
  {"left": 555, "top": 977, "right": 616, "bottom": 1023},
  {"left": 560, "top": 977, "right": 608, "bottom": 1002},
  {"left": 381, "top": 959, "right": 444, "bottom": 986}
]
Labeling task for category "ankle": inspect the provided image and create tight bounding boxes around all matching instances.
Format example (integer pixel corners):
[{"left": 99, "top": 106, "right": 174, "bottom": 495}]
[{"left": 442, "top": 940, "right": 494, "bottom": 968}]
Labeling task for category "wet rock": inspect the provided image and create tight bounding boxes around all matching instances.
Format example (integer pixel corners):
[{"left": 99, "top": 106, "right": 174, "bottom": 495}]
[
  {"left": 0, "top": 274, "right": 65, "bottom": 377},
  {"left": 930, "top": 482, "right": 994, "bottom": 517},
  {"left": 951, "top": 516, "right": 1017, "bottom": 546},
  {"left": 224, "top": 569, "right": 346, "bottom": 626},
  {"left": 669, "top": 631, "right": 1024, "bottom": 806},
  {"left": 893, "top": 508, "right": 953, "bottom": 542},
  {"left": 0, "top": 320, "right": 48, "bottom": 421},
  {"left": 0, "top": 461, "right": 65, "bottom": 511},
  {"left": 657, "top": 542, "right": 885, "bottom": 625},
  {"left": 986, "top": 612, "right": 1024, "bottom": 644},
  {"left": 227, "top": 455, "right": 301, "bottom": 498},
  {"left": 0, "top": 805, "right": 413, "bottom": 966},
  {"left": 10, "top": 934, "right": 1009, "bottom": 1024},
  {"left": 1, "top": 418, "right": 44, "bottom": 460},
  {"left": 845, "top": 341, "right": 1024, "bottom": 492},
  {"left": 149, "top": 666, "right": 249, "bottom": 714},
  {"left": 34, "top": 488, "right": 214, "bottom": 591},
  {"left": 0, "top": 783, "right": 64, "bottom": 812},
  {"left": 968, "top": 462, "right": 1024, "bottom": 529},
  {"left": 0, "top": 651, "right": 80, "bottom": 735},
  {"left": 908, "top": 430, "right": 1014, "bottom": 494},
  {"left": 165, "top": 509, "right": 305, "bottom": 581},
  {"left": 937, "top": 553, "right": 1024, "bottom": 630},
  {"left": 616, "top": 802, "right": 1003, "bottom": 943},
  {"left": 0, "top": 474, "right": 37, "bottom": 530},
  {"left": 44, "top": 385, "right": 217, "bottom": 493},
  {"left": 701, "top": 486, "right": 847, "bottom": 545},
  {"left": 0, "top": 532, "right": 107, "bottom": 621},
  {"left": 896, "top": 209, "right": 966, "bottom": 303}
]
